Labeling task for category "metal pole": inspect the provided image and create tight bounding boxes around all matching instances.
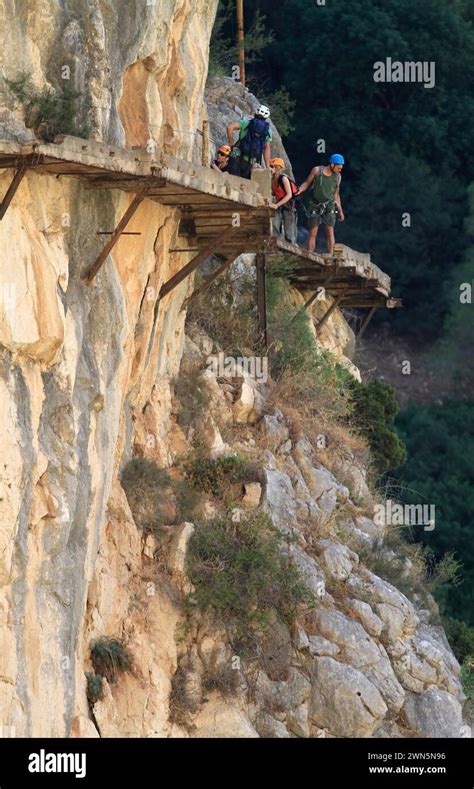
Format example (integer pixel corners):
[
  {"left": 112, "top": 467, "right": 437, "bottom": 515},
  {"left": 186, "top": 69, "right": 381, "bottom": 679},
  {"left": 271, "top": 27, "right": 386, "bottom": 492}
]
[{"left": 236, "top": 0, "right": 246, "bottom": 86}]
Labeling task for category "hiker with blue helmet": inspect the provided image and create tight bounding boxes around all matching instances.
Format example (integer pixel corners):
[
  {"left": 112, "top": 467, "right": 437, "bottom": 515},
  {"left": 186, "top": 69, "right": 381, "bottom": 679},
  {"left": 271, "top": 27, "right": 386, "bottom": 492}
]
[
  {"left": 298, "top": 154, "right": 345, "bottom": 255},
  {"left": 226, "top": 105, "right": 272, "bottom": 180}
]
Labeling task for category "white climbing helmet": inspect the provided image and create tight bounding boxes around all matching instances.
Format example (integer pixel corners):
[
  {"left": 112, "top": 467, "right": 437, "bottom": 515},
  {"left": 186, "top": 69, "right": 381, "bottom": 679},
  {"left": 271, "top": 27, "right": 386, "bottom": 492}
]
[{"left": 256, "top": 105, "right": 270, "bottom": 119}]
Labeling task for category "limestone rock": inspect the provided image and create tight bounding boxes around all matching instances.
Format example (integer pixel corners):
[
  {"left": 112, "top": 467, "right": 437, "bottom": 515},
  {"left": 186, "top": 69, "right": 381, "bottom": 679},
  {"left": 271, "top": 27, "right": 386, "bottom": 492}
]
[
  {"left": 260, "top": 414, "right": 290, "bottom": 452},
  {"left": 168, "top": 523, "right": 195, "bottom": 576},
  {"left": 402, "top": 689, "right": 464, "bottom": 738},
  {"left": 286, "top": 703, "right": 310, "bottom": 738},
  {"left": 347, "top": 599, "right": 383, "bottom": 638},
  {"left": 309, "top": 657, "right": 387, "bottom": 737},
  {"left": 255, "top": 713, "right": 290, "bottom": 739},
  {"left": 308, "top": 636, "right": 340, "bottom": 658},
  {"left": 263, "top": 468, "right": 297, "bottom": 532},
  {"left": 232, "top": 381, "right": 255, "bottom": 423},
  {"left": 314, "top": 540, "right": 358, "bottom": 581},
  {"left": 192, "top": 694, "right": 259, "bottom": 738},
  {"left": 242, "top": 482, "right": 262, "bottom": 508}
]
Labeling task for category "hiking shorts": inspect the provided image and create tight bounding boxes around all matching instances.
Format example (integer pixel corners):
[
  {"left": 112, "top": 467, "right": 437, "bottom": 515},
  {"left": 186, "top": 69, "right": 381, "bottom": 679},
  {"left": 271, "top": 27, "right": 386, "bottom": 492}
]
[{"left": 308, "top": 201, "right": 337, "bottom": 229}]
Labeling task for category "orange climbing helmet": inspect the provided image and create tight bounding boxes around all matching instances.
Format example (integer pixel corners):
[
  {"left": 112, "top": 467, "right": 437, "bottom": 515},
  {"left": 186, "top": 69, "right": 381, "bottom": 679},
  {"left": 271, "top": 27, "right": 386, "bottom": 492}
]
[
  {"left": 218, "top": 145, "right": 231, "bottom": 156},
  {"left": 270, "top": 158, "right": 285, "bottom": 168}
]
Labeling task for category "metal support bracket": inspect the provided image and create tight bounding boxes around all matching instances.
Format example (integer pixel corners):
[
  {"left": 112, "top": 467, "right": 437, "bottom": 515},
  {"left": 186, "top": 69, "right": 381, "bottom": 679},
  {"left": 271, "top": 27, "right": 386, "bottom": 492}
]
[
  {"left": 0, "top": 162, "right": 28, "bottom": 220},
  {"left": 83, "top": 188, "right": 148, "bottom": 283}
]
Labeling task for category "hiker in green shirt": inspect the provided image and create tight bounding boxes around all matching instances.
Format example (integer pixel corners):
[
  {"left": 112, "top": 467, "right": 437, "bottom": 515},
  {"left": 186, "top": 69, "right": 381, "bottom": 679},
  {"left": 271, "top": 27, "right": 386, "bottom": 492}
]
[
  {"left": 298, "top": 154, "right": 345, "bottom": 254},
  {"left": 226, "top": 105, "right": 272, "bottom": 180}
]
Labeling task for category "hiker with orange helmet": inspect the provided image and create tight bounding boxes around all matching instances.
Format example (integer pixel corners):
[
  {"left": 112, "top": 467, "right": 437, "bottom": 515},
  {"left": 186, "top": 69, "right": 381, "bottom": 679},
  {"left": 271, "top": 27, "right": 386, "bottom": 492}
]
[
  {"left": 270, "top": 158, "right": 298, "bottom": 244},
  {"left": 297, "top": 154, "right": 345, "bottom": 255},
  {"left": 211, "top": 145, "right": 231, "bottom": 173}
]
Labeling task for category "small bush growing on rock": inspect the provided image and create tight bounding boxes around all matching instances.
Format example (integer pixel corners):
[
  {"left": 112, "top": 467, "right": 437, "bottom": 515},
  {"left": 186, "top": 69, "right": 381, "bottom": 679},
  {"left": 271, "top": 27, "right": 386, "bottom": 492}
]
[
  {"left": 358, "top": 532, "right": 461, "bottom": 611},
  {"left": 121, "top": 458, "right": 198, "bottom": 534},
  {"left": 201, "top": 664, "right": 240, "bottom": 699},
  {"left": 186, "top": 511, "right": 313, "bottom": 638},
  {"left": 186, "top": 271, "right": 256, "bottom": 355},
  {"left": 85, "top": 672, "right": 104, "bottom": 705},
  {"left": 173, "top": 369, "right": 208, "bottom": 429},
  {"left": 90, "top": 638, "right": 133, "bottom": 683},
  {"left": 6, "top": 73, "right": 88, "bottom": 140},
  {"left": 184, "top": 454, "right": 260, "bottom": 498}
]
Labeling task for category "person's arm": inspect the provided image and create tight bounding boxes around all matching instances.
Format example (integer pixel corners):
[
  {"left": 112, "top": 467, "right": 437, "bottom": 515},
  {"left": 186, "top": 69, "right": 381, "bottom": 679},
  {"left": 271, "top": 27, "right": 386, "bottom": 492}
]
[
  {"left": 335, "top": 179, "right": 344, "bottom": 220},
  {"left": 227, "top": 122, "right": 240, "bottom": 147},
  {"left": 274, "top": 176, "right": 293, "bottom": 209},
  {"left": 297, "top": 166, "right": 318, "bottom": 195},
  {"left": 211, "top": 162, "right": 222, "bottom": 173},
  {"left": 264, "top": 141, "right": 271, "bottom": 168}
]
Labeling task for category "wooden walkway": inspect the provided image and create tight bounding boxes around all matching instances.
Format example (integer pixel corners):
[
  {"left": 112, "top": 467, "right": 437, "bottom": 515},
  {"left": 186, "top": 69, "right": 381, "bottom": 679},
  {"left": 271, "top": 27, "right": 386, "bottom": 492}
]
[{"left": 0, "top": 134, "right": 400, "bottom": 341}]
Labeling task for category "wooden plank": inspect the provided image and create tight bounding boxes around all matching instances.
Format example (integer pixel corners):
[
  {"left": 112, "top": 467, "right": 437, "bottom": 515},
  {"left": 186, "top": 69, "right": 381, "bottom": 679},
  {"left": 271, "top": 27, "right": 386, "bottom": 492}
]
[
  {"left": 83, "top": 188, "right": 147, "bottom": 283},
  {"left": 158, "top": 226, "right": 244, "bottom": 301},
  {"left": 0, "top": 162, "right": 28, "bottom": 220}
]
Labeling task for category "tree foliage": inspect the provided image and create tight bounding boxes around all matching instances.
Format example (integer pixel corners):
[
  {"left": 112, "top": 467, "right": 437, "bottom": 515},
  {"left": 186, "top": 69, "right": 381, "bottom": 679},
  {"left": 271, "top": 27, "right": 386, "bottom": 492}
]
[{"left": 395, "top": 402, "right": 474, "bottom": 624}]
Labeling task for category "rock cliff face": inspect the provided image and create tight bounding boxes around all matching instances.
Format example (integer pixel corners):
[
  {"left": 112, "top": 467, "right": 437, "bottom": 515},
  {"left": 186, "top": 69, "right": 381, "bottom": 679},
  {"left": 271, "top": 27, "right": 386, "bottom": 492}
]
[{"left": 0, "top": 2, "right": 468, "bottom": 739}]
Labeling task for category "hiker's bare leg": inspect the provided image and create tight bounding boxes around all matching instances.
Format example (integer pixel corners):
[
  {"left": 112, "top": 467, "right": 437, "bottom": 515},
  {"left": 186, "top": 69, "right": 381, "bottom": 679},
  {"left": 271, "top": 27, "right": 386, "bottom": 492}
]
[
  {"left": 325, "top": 226, "right": 335, "bottom": 255},
  {"left": 308, "top": 226, "right": 319, "bottom": 253}
]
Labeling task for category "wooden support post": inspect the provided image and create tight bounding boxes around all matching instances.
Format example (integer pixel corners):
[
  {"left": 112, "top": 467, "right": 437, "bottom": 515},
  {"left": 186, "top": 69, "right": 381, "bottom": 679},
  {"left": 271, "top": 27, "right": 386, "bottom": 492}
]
[
  {"left": 356, "top": 304, "right": 378, "bottom": 341},
  {"left": 158, "top": 226, "right": 242, "bottom": 302},
  {"left": 0, "top": 162, "right": 28, "bottom": 221},
  {"left": 83, "top": 188, "right": 147, "bottom": 283},
  {"left": 302, "top": 268, "right": 338, "bottom": 311},
  {"left": 182, "top": 254, "right": 237, "bottom": 310},
  {"left": 202, "top": 120, "right": 210, "bottom": 167},
  {"left": 315, "top": 288, "right": 348, "bottom": 333},
  {"left": 256, "top": 251, "right": 267, "bottom": 349},
  {"left": 236, "top": 0, "right": 246, "bottom": 85}
]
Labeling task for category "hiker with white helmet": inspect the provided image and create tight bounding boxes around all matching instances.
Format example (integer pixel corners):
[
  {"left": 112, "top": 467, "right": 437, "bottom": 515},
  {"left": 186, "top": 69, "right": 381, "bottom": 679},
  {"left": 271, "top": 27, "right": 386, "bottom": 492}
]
[
  {"left": 270, "top": 158, "right": 299, "bottom": 244},
  {"left": 226, "top": 105, "right": 272, "bottom": 180},
  {"left": 297, "top": 154, "right": 345, "bottom": 255}
]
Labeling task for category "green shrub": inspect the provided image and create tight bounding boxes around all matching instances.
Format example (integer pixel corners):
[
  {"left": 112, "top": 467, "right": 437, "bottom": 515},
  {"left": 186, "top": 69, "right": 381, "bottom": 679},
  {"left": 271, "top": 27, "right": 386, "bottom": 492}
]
[
  {"left": 350, "top": 379, "right": 407, "bottom": 474},
  {"left": 121, "top": 458, "right": 198, "bottom": 534},
  {"left": 173, "top": 368, "right": 209, "bottom": 430},
  {"left": 259, "top": 87, "right": 296, "bottom": 138},
  {"left": 358, "top": 532, "right": 461, "bottom": 611},
  {"left": 90, "top": 638, "right": 133, "bottom": 683},
  {"left": 186, "top": 511, "right": 313, "bottom": 639},
  {"left": 85, "top": 672, "right": 104, "bottom": 705},
  {"left": 184, "top": 454, "right": 260, "bottom": 497},
  {"left": 395, "top": 401, "right": 474, "bottom": 625},
  {"left": 6, "top": 73, "right": 88, "bottom": 139},
  {"left": 443, "top": 617, "right": 474, "bottom": 664}
]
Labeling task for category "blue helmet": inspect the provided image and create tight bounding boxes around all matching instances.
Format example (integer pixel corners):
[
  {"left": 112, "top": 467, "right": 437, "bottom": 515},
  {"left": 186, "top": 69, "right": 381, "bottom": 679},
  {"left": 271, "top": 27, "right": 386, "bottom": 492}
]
[{"left": 330, "top": 153, "right": 345, "bottom": 165}]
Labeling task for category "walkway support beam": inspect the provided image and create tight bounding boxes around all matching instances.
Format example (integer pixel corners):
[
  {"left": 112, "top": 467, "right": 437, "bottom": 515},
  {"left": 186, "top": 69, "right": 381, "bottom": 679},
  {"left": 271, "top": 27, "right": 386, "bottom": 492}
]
[
  {"left": 0, "top": 163, "right": 28, "bottom": 220},
  {"left": 182, "top": 254, "right": 237, "bottom": 310},
  {"left": 158, "top": 226, "right": 243, "bottom": 302},
  {"left": 315, "top": 288, "right": 348, "bottom": 333},
  {"left": 356, "top": 304, "right": 378, "bottom": 341},
  {"left": 84, "top": 188, "right": 147, "bottom": 283}
]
